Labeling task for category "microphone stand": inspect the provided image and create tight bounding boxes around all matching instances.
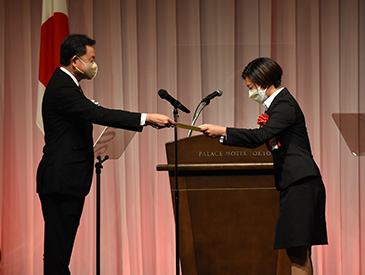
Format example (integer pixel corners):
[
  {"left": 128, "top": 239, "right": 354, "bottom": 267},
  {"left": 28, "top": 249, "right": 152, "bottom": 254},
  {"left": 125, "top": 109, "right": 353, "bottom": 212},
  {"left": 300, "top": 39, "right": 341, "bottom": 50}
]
[
  {"left": 95, "top": 155, "right": 109, "bottom": 275},
  {"left": 173, "top": 107, "right": 180, "bottom": 275},
  {"left": 187, "top": 101, "right": 208, "bottom": 137},
  {"left": 158, "top": 89, "right": 189, "bottom": 275}
]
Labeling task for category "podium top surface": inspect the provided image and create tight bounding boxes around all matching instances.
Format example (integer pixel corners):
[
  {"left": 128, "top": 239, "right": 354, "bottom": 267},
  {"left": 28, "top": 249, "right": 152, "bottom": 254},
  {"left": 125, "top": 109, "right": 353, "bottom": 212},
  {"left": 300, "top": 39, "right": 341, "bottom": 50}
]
[{"left": 332, "top": 113, "right": 365, "bottom": 156}]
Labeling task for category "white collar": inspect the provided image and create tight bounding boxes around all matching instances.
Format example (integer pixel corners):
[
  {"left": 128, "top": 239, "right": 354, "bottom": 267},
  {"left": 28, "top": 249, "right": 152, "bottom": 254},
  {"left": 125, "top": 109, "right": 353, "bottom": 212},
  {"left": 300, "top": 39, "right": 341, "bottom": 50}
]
[
  {"left": 60, "top": 66, "right": 80, "bottom": 87},
  {"left": 263, "top": 87, "right": 285, "bottom": 109}
]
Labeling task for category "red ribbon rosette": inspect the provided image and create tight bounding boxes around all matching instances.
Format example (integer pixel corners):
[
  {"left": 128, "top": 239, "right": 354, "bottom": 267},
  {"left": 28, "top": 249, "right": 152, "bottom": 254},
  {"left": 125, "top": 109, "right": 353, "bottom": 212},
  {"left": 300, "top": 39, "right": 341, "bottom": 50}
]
[
  {"left": 257, "top": 113, "right": 269, "bottom": 128},
  {"left": 257, "top": 113, "right": 281, "bottom": 149}
]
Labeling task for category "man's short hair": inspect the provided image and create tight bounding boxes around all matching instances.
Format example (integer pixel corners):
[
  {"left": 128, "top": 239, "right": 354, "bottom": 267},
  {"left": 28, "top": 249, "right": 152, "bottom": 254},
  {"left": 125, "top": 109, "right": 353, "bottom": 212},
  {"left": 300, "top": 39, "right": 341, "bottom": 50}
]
[{"left": 60, "top": 34, "right": 96, "bottom": 66}]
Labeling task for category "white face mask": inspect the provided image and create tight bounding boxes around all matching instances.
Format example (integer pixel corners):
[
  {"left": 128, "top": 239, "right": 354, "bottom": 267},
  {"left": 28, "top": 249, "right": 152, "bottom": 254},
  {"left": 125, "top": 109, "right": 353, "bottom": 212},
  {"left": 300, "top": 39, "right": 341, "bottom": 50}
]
[
  {"left": 76, "top": 57, "right": 98, "bottom": 80},
  {"left": 248, "top": 86, "right": 268, "bottom": 104}
]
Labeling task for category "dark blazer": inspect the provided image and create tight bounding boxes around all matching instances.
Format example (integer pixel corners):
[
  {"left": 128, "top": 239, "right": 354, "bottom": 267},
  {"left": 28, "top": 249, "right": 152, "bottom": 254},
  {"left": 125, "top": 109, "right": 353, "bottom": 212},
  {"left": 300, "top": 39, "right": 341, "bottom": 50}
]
[
  {"left": 223, "top": 88, "right": 321, "bottom": 190},
  {"left": 37, "top": 68, "right": 143, "bottom": 197}
]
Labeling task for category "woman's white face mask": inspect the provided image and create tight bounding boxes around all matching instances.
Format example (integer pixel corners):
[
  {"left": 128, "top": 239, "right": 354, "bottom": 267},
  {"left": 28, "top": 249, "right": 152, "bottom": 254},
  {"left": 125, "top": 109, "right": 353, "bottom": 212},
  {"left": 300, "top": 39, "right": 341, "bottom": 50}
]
[{"left": 248, "top": 86, "right": 268, "bottom": 104}]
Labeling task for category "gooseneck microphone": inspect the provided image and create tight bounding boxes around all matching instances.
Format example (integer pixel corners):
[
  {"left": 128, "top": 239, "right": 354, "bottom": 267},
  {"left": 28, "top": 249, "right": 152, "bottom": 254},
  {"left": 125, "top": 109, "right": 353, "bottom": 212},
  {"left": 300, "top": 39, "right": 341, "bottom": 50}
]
[
  {"left": 200, "top": 89, "right": 223, "bottom": 104},
  {"left": 158, "top": 89, "right": 190, "bottom": 114},
  {"left": 187, "top": 89, "right": 223, "bottom": 137}
]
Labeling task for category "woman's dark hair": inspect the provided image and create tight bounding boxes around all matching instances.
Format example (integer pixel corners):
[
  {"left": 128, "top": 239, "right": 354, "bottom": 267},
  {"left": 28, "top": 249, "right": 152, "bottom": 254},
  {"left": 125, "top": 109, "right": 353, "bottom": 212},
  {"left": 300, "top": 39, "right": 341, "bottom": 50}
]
[
  {"left": 241, "top": 57, "right": 283, "bottom": 88},
  {"left": 60, "top": 34, "right": 96, "bottom": 66}
]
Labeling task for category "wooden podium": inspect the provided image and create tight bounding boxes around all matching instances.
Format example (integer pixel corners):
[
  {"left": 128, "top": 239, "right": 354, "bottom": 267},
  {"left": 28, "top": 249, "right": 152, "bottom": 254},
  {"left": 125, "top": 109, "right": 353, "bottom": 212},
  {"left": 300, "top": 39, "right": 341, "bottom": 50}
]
[{"left": 157, "top": 134, "right": 290, "bottom": 275}]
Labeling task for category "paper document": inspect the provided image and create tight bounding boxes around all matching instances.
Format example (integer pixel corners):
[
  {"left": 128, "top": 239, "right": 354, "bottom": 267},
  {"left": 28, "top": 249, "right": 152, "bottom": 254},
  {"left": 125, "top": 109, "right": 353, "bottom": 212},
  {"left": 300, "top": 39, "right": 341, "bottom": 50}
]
[{"left": 176, "top": 123, "right": 201, "bottom": 132}]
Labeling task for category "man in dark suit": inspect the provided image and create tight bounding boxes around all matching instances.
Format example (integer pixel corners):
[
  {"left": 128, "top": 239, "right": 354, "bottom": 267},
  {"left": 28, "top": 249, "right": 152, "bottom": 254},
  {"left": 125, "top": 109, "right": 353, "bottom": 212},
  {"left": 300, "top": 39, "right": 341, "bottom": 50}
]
[
  {"left": 36, "top": 34, "right": 175, "bottom": 274},
  {"left": 200, "top": 57, "right": 327, "bottom": 275}
]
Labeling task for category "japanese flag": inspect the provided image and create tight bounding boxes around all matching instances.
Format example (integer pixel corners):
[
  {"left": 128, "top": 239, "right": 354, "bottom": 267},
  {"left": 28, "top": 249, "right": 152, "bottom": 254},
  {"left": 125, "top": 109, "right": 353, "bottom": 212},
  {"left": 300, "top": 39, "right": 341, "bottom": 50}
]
[{"left": 36, "top": 0, "right": 69, "bottom": 132}]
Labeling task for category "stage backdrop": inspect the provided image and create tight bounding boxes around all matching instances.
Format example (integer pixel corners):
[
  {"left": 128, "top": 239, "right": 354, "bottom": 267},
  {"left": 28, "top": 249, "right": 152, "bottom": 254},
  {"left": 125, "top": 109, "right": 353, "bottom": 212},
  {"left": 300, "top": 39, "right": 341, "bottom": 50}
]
[{"left": 1, "top": 0, "right": 364, "bottom": 274}]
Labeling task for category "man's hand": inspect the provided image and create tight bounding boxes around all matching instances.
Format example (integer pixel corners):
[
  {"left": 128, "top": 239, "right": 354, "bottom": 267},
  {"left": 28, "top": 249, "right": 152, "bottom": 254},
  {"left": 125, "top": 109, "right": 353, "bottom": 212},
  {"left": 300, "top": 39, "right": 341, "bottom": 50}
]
[
  {"left": 199, "top": 124, "right": 226, "bottom": 138},
  {"left": 146, "top": 113, "right": 175, "bottom": 129}
]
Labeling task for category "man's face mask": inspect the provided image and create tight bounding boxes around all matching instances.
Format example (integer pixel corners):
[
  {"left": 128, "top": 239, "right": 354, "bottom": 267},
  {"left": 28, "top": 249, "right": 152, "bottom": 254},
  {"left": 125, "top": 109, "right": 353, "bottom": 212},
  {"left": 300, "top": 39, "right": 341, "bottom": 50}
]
[
  {"left": 248, "top": 86, "right": 268, "bottom": 104},
  {"left": 76, "top": 56, "right": 98, "bottom": 80}
]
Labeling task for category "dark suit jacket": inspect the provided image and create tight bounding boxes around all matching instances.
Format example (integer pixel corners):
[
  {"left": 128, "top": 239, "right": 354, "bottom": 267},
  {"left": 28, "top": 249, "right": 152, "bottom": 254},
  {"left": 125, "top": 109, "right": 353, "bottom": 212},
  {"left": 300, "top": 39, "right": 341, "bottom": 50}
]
[
  {"left": 37, "top": 68, "right": 143, "bottom": 197},
  {"left": 223, "top": 88, "right": 321, "bottom": 190}
]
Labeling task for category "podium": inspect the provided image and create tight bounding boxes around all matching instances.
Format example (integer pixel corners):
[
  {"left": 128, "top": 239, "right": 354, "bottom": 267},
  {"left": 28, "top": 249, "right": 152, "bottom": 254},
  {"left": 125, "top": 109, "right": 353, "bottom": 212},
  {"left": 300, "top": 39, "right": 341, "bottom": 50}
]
[{"left": 157, "top": 135, "right": 290, "bottom": 275}]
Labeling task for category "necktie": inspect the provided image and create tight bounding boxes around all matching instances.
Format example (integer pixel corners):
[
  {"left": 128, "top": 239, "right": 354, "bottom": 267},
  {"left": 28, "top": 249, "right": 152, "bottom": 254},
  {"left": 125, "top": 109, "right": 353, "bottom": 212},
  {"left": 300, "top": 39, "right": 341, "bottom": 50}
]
[{"left": 79, "top": 86, "right": 85, "bottom": 96}]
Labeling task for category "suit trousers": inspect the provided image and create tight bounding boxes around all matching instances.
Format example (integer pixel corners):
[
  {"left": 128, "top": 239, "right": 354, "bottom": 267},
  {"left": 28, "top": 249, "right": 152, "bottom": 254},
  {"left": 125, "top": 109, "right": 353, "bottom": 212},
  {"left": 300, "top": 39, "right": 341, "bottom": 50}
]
[{"left": 39, "top": 193, "right": 85, "bottom": 275}]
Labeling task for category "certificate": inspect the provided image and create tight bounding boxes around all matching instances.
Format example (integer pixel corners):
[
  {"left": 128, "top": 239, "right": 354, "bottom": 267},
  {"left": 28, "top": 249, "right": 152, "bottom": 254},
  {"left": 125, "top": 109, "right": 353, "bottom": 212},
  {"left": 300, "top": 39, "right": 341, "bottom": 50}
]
[{"left": 176, "top": 123, "right": 201, "bottom": 132}]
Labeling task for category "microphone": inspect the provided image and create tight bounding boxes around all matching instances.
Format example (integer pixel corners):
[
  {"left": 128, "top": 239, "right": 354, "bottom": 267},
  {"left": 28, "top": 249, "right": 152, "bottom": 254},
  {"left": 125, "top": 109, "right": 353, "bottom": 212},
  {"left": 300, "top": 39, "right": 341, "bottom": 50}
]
[
  {"left": 158, "top": 89, "right": 190, "bottom": 113},
  {"left": 201, "top": 89, "right": 223, "bottom": 104},
  {"left": 187, "top": 89, "right": 223, "bottom": 137}
]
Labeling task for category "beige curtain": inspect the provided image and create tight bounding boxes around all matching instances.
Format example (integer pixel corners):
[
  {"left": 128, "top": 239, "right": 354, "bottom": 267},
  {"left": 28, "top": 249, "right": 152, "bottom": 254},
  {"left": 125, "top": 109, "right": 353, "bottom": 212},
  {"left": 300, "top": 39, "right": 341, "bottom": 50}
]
[{"left": 1, "top": 0, "right": 364, "bottom": 274}]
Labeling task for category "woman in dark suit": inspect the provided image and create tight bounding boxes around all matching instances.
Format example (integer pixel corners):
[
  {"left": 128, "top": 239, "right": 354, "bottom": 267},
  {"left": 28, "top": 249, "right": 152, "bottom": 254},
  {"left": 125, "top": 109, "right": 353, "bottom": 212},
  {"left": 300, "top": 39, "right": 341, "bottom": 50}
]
[{"left": 200, "top": 57, "right": 328, "bottom": 275}]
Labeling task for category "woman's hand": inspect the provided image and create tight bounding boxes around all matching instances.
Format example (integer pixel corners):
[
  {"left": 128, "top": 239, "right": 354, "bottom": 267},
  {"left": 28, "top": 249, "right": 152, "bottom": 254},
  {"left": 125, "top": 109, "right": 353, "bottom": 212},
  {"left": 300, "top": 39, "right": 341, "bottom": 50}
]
[{"left": 199, "top": 124, "right": 226, "bottom": 138}]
